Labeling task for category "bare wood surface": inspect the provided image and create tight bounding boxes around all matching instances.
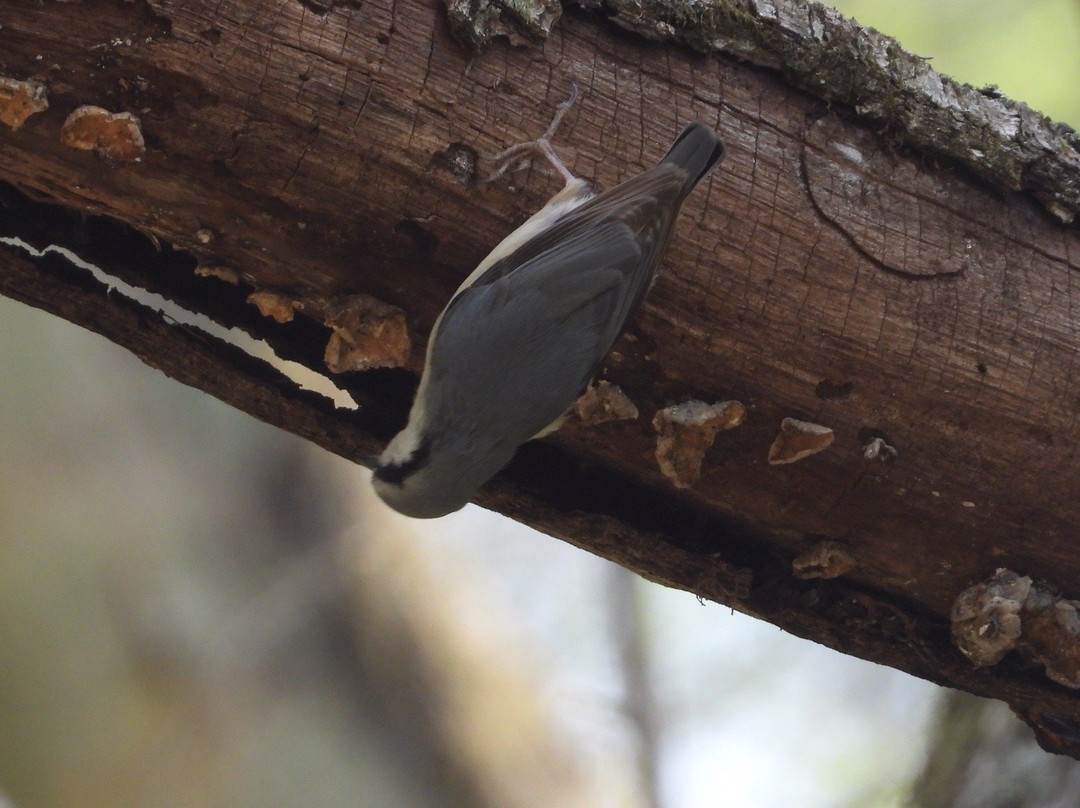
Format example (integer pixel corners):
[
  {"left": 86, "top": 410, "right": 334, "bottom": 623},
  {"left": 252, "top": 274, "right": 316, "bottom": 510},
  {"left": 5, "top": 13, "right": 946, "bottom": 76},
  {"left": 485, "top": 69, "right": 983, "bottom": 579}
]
[{"left": 3, "top": 0, "right": 1080, "bottom": 754}]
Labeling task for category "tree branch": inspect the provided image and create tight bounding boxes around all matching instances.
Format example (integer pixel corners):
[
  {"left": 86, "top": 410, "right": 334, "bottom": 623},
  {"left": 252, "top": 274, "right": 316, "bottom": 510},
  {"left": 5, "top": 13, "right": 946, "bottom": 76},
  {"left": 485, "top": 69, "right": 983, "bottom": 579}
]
[{"left": 3, "top": 0, "right": 1080, "bottom": 756}]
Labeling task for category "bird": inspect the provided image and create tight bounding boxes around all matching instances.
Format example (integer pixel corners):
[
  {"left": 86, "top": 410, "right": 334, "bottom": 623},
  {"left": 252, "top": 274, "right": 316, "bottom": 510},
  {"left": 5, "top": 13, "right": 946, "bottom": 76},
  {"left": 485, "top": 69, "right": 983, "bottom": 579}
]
[{"left": 372, "top": 98, "right": 725, "bottom": 518}]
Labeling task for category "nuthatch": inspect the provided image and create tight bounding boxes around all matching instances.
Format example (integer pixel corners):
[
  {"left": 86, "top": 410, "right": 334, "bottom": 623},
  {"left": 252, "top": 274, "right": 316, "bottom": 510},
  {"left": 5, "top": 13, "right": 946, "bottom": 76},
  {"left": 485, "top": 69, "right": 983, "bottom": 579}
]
[{"left": 373, "top": 97, "right": 725, "bottom": 518}]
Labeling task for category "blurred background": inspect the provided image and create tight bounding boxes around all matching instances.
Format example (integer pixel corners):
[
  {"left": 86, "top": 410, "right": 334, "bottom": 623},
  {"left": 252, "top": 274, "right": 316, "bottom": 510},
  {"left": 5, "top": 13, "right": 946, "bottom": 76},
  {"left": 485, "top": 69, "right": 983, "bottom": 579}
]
[{"left": 1, "top": 3, "right": 1079, "bottom": 807}]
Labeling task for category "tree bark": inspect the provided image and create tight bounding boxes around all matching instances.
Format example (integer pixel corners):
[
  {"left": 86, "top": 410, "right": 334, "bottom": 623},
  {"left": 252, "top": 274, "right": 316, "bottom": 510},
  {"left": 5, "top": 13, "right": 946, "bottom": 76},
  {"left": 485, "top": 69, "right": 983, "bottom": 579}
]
[{"left": 3, "top": 0, "right": 1080, "bottom": 755}]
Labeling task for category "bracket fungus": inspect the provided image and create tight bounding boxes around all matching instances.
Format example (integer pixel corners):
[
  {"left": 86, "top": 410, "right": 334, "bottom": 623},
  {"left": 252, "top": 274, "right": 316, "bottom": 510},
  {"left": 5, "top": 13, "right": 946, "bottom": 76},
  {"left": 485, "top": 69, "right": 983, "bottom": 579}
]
[{"left": 652, "top": 399, "right": 746, "bottom": 489}]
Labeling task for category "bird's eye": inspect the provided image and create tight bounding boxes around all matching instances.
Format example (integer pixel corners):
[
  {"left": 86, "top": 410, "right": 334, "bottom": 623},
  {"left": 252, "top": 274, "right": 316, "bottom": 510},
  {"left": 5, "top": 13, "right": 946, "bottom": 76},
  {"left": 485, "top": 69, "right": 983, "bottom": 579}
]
[{"left": 373, "top": 437, "right": 432, "bottom": 484}]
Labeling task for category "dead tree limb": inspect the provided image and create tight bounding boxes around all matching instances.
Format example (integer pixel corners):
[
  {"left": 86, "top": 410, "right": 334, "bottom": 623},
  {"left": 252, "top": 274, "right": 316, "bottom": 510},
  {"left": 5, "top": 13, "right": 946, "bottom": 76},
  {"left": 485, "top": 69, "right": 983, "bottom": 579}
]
[{"left": 3, "top": 0, "right": 1080, "bottom": 755}]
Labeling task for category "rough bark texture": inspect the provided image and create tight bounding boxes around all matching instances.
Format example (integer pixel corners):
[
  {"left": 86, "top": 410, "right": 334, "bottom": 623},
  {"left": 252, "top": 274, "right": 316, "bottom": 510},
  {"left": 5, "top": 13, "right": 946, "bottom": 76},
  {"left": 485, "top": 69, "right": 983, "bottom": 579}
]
[{"left": 3, "top": 0, "right": 1080, "bottom": 755}]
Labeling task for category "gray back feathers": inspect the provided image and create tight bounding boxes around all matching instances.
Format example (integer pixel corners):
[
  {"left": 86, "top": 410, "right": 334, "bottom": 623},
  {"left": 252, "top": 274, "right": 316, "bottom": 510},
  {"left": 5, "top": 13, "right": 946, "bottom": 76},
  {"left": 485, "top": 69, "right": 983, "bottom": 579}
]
[{"left": 429, "top": 122, "right": 725, "bottom": 445}]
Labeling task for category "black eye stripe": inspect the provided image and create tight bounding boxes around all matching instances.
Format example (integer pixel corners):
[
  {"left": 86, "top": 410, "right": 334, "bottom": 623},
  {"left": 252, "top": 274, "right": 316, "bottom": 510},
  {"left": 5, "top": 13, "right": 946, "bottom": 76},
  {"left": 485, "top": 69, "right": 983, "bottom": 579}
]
[{"left": 373, "top": 437, "right": 432, "bottom": 485}]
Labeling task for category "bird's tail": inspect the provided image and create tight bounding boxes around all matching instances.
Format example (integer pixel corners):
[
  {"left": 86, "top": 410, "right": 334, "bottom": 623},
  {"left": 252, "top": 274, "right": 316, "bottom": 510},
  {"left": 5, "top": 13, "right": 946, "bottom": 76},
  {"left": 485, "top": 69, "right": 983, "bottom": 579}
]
[{"left": 659, "top": 123, "right": 726, "bottom": 196}]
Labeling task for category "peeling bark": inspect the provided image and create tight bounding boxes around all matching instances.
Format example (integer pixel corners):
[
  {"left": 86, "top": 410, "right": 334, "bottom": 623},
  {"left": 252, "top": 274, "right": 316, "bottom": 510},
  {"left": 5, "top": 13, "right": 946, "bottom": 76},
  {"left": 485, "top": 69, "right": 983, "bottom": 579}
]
[{"left": 3, "top": 0, "right": 1080, "bottom": 756}]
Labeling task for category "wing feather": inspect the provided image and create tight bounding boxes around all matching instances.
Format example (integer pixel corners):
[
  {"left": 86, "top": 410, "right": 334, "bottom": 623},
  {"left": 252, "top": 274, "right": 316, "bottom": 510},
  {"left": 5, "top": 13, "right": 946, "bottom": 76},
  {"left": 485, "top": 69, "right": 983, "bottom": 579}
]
[{"left": 428, "top": 220, "right": 644, "bottom": 445}]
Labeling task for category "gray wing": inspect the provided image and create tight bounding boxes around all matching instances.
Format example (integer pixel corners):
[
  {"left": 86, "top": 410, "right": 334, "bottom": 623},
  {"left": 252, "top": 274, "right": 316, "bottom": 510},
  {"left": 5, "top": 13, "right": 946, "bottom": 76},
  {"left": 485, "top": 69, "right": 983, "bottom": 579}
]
[
  {"left": 465, "top": 165, "right": 686, "bottom": 294},
  {"left": 427, "top": 219, "right": 645, "bottom": 446}
]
